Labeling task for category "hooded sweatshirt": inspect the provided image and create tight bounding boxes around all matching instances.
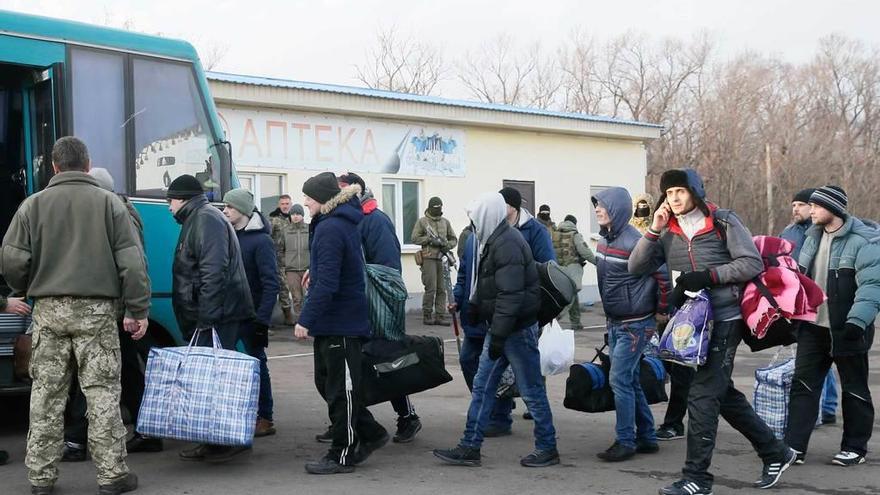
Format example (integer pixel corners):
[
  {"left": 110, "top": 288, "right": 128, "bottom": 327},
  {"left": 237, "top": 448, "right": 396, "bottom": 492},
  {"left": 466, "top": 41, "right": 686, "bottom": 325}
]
[
  {"left": 466, "top": 192, "right": 508, "bottom": 298},
  {"left": 594, "top": 187, "right": 669, "bottom": 320}
]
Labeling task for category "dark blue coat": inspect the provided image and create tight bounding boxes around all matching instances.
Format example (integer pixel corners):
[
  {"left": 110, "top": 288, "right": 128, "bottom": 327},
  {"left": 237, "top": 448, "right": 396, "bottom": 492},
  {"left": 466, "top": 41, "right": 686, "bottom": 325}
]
[
  {"left": 518, "top": 216, "right": 556, "bottom": 263},
  {"left": 298, "top": 190, "right": 371, "bottom": 337},
  {"left": 780, "top": 221, "right": 810, "bottom": 260},
  {"left": 234, "top": 210, "right": 280, "bottom": 327},
  {"left": 453, "top": 233, "right": 489, "bottom": 338},
  {"left": 594, "top": 187, "right": 669, "bottom": 321},
  {"left": 359, "top": 201, "right": 402, "bottom": 272}
]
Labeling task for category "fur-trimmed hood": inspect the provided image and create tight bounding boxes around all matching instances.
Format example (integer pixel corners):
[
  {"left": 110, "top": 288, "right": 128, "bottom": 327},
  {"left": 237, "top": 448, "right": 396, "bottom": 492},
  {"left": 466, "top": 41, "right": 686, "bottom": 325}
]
[{"left": 320, "top": 184, "right": 362, "bottom": 216}]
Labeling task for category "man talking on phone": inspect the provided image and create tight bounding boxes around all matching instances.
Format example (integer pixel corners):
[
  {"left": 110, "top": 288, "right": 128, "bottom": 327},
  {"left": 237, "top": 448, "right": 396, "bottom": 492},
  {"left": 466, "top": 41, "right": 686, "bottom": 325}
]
[{"left": 628, "top": 168, "right": 797, "bottom": 495}]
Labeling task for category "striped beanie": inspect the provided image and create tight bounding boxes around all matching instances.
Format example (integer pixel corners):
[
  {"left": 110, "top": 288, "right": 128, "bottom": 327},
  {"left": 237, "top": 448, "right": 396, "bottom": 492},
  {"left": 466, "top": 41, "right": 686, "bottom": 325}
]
[{"left": 809, "top": 185, "right": 848, "bottom": 219}]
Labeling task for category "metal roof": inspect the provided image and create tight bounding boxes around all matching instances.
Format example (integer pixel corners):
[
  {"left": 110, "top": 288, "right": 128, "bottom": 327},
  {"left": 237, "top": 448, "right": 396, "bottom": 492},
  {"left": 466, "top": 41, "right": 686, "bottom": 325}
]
[{"left": 207, "top": 71, "right": 662, "bottom": 130}]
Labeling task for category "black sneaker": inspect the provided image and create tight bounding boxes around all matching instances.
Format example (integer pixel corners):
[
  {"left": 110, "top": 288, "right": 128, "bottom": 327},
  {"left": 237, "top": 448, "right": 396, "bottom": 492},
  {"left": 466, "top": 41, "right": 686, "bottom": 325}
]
[
  {"left": 61, "top": 442, "right": 87, "bottom": 462},
  {"left": 754, "top": 448, "right": 796, "bottom": 489},
  {"left": 30, "top": 485, "right": 53, "bottom": 495},
  {"left": 305, "top": 456, "right": 355, "bottom": 475},
  {"left": 636, "top": 441, "right": 660, "bottom": 454},
  {"left": 793, "top": 450, "right": 805, "bottom": 465},
  {"left": 393, "top": 415, "right": 422, "bottom": 444},
  {"left": 483, "top": 424, "right": 512, "bottom": 438},
  {"left": 178, "top": 444, "right": 215, "bottom": 462},
  {"left": 597, "top": 442, "right": 636, "bottom": 462},
  {"left": 523, "top": 411, "right": 533, "bottom": 420},
  {"left": 433, "top": 446, "right": 481, "bottom": 466},
  {"left": 520, "top": 448, "right": 560, "bottom": 467},
  {"left": 315, "top": 427, "right": 333, "bottom": 443},
  {"left": 831, "top": 451, "right": 866, "bottom": 466},
  {"left": 821, "top": 414, "right": 837, "bottom": 425},
  {"left": 656, "top": 426, "right": 685, "bottom": 441},
  {"left": 97, "top": 472, "right": 138, "bottom": 495},
  {"left": 353, "top": 430, "right": 389, "bottom": 465},
  {"left": 658, "top": 479, "right": 713, "bottom": 495},
  {"left": 126, "top": 434, "right": 163, "bottom": 453}
]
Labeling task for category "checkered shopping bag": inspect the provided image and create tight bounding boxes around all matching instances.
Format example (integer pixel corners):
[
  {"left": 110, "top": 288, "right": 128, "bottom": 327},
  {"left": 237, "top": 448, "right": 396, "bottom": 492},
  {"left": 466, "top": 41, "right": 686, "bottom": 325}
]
[
  {"left": 136, "top": 329, "right": 260, "bottom": 446},
  {"left": 753, "top": 347, "right": 796, "bottom": 439}
]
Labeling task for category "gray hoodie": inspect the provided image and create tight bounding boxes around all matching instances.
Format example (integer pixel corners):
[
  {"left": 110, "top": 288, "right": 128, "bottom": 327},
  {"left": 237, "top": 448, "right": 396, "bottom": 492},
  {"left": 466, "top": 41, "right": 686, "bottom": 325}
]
[{"left": 466, "top": 192, "right": 508, "bottom": 301}]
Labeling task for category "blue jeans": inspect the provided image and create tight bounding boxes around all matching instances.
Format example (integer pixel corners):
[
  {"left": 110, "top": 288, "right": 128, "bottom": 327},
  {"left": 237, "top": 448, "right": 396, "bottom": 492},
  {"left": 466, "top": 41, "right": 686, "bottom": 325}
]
[
  {"left": 608, "top": 318, "right": 656, "bottom": 449},
  {"left": 820, "top": 370, "right": 838, "bottom": 416},
  {"left": 459, "top": 336, "right": 515, "bottom": 429},
  {"left": 460, "top": 324, "right": 556, "bottom": 451}
]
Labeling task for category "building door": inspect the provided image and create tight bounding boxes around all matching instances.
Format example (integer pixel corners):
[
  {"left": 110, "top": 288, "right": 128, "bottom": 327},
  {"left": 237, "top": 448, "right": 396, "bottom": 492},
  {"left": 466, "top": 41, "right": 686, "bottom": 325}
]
[{"left": 502, "top": 180, "right": 535, "bottom": 213}]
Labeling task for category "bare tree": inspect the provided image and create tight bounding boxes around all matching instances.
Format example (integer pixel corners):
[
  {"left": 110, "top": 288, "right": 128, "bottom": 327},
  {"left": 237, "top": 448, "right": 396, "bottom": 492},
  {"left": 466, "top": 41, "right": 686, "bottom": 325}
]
[
  {"left": 355, "top": 26, "right": 445, "bottom": 95},
  {"left": 200, "top": 42, "right": 229, "bottom": 71},
  {"left": 559, "top": 30, "right": 604, "bottom": 114}
]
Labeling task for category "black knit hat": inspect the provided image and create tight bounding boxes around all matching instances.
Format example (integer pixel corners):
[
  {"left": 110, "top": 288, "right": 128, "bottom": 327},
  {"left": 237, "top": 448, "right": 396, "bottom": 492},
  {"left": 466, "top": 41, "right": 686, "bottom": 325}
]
[
  {"left": 338, "top": 172, "right": 366, "bottom": 192},
  {"left": 538, "top": 204, "right": 551, "bottom": 214},
  {"left": 792, "top": 188, "right": 816, "bottom": 204},
  {"left": 303, "top": 172, "right": 341, "bottom": 204},
  {"left": 810, "top": 185, "right": 848, "bottom": 219},
  {"left": 564, "top": 214, "right": 577, "bottom": 224},
  {"left": 428, "top": 197, "right": 443, "bottom": 211},
  {"left": 499, "top": 187, "right": 522, "bottom": 210},
  {"left": 166, "top": 174, "right": 203, "bottom": 200}
]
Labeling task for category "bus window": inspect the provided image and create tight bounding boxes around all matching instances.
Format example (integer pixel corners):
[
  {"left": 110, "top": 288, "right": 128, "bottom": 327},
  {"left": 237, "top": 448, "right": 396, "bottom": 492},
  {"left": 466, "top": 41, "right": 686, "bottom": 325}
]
[
  {"left": 70, "top": 48, "right": 126, "bottom": 192},
  {"left": 132, "top": 58, "right": 220, "bottom": 200}
]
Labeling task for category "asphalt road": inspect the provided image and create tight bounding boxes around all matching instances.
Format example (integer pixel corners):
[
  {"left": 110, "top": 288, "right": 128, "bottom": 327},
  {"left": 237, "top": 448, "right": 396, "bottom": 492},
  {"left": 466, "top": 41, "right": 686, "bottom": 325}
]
[{"left": 1, "top": 307, "right": 878, "bottom": 495}]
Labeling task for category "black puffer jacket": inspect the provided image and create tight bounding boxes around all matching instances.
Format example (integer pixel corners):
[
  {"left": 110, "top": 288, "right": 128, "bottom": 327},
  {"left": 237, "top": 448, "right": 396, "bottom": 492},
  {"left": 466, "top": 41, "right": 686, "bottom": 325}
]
[
  {"left": 473, "top": 222, "right": 540, "bottom": 338},
  {"left": 172, "top": 195, "right": 254, "bottom": 338}
]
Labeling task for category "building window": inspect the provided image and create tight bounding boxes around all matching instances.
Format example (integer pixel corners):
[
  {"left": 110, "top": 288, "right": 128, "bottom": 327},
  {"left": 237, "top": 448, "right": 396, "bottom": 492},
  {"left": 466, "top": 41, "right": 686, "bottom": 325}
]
[
  {"left": 381, "top": 179, "right": 421, "bottom": 247},
  {"left": 238, "top": 172, "right": 285, "bottom": 213},
  {"left": 589, "top": 185, "right": 611, "bottom": 235},
  {"left": 502, "top": 180, "right": 535, "bottom": 214}
]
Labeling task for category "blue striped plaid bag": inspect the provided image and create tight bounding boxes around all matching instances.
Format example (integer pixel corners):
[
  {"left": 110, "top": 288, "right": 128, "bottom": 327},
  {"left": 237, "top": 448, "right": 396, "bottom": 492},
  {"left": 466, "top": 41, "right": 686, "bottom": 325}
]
[
  {"left": 753, "top": 347, "right": 796, "bottom": 439},
  {"left": 136, "top": 329, "right": 260, "bottom": 446}
]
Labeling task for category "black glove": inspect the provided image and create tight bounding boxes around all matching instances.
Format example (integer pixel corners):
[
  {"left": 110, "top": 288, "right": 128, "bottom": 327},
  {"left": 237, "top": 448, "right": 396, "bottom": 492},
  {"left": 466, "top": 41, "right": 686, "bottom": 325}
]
[
  {"left": 488, "top": 336, "right": 506, "bottom": 361},
  {"left": 430, "top": 238, "right": 445, "bottom": 248},
  {"left": 254, "top": 323, "right": 269, "bottom": 348},
  {"left": 843, "top": 323, "right": 865, "bottom": 342},
  {"left": 466, "top": 304, "right": 481, "bottom": 326},
  {"left": 676, "top": 270, "right": 713, "bottom": 292},
  {"left": 669, "top": 284, "right": 688, "bottom": 309}
]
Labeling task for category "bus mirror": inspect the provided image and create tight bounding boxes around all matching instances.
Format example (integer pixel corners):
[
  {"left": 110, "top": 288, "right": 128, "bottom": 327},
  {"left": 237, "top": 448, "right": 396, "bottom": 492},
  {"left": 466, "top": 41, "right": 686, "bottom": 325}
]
[{"left": 158, "top": 156, "right": 176, "bottom": 167}]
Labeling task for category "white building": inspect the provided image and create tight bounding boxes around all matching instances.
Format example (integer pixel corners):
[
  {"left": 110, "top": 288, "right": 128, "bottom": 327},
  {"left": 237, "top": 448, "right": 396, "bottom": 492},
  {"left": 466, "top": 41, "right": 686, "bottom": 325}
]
[{"left": 207, "top": 72, "right": 661, "bottom": 302}]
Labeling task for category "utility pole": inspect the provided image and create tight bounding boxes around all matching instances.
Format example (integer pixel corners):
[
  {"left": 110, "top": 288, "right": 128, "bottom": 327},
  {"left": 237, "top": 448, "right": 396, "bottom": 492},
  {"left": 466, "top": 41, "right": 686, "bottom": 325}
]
[{"left": 765, "top": 143, "right": 774, "bottom": 235}]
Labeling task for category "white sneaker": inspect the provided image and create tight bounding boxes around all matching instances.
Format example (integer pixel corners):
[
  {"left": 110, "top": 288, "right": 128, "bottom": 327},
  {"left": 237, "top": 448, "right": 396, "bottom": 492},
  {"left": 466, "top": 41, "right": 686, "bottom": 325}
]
[{"left": 831, "top": 451, "right": 865, "bottom": 467}]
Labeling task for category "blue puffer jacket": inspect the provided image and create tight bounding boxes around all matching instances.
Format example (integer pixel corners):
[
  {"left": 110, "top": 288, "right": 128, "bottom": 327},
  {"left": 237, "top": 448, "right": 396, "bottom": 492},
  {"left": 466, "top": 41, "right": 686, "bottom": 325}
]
[
  {"left": 799, "top": 216, "right": 880, "bottom": 355},
  {"left": 359, "top": 198, "right": 402, "bottom": 272},
  {"left": 235, "top": 210, "right": 280, "bottom": 327},
  {"left": 453, "top": 233, "right": 489, "bottom": 338},
  {"left": 780, "top": 221, "right": 811, "bottom": 260},
  {"left": 298, "top": 186, "right": 371, "bottom": 337},
  {"left": 594, "top": 187, "right": 669, "bottom": 321},
  {"left": 517, "top": 210, "right": 556, "bottom": 263}
]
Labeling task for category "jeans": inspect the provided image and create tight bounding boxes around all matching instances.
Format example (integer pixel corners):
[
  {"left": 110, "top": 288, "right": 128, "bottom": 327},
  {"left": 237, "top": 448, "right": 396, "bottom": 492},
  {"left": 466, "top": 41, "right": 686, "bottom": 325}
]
[
  {"left": 459, "top": 335, "right": 514, "bottom": 429},
  {"left": 608, "top": 318, "right": 657, "bottom": 448},
  {"left": 786, "top": 324, "right": 873, "bottom": 456},
  {"left": 460, "top": 324, "right": 556, "bottom": 452},
  {"left": 682, "top": 320, "right": 785, "bottom": 486},
  {"left": 820, "top": 370, "right": 839, "bottom": 416},
  {"left": 242, "top": 326, "right": 274, "bottom": 422}
]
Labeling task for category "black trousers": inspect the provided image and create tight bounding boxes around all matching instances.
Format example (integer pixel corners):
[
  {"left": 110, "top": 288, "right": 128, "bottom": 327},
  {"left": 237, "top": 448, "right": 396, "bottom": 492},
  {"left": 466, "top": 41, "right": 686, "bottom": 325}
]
[
  {"left": 64, "top": 328, "right": 144, "bottom": 445},
  {"left": 389, "top": 396, "right": 415, "bottom": 418},
  {"left": 682, "top": 320, "right": 786, "bottom": 486},
  {"left": 785, "top": 323, "right": 873, "bottom": 456},
  {"left": 661, "top": 361, "right": 696, "bottom": 431},
  {"left": 314, "top": 336, "right": 386, "bottom": 465}
]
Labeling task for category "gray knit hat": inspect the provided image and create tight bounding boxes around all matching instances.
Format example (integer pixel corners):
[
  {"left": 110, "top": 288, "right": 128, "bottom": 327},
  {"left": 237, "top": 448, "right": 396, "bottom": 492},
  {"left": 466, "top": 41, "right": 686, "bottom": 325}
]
[
  {"left": 291, "top": 204, "right": 305, "bottom": 216},
  {"left": 89, "top": 167, "right": 115, "bottom": 192},
  {"left": 223, "top": 188, "right": 255, "bottom": 216}
]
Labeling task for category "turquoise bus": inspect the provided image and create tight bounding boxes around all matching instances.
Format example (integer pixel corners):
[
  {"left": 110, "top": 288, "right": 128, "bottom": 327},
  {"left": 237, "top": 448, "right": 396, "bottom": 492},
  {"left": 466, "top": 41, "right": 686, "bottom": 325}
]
[{"left": 0, "top": 10, "right": 236, "bottom": 393}]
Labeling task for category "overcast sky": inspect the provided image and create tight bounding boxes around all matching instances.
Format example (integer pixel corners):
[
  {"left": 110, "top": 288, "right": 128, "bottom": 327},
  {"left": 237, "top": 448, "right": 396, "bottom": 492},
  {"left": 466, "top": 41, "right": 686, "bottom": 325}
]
[{"left": 4, "top": 0, "right": 878, "bottom": 95}]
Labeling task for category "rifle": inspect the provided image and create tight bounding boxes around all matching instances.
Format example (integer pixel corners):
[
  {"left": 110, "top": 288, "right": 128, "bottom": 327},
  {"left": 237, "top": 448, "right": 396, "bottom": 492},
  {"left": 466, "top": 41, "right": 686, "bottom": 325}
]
[{"left": 425, "top": 224, "right": 461, "bottom": 353}]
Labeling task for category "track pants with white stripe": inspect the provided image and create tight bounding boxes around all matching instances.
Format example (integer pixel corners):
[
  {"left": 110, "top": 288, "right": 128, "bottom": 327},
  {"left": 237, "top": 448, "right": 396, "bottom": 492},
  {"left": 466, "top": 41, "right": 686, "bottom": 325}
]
[{"left": 314, "top": 336, "right": 387, "bottom": 465}]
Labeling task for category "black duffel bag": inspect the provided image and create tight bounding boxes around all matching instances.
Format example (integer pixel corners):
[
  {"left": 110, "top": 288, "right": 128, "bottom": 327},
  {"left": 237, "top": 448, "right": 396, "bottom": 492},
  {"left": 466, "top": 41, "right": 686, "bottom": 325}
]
[
  {"left": 361, "top": 335, "right": 453, "bottom": 406},
  {"left": 537, "top": 260, "right": 578, "bottom": 327},
  {"left": 563, "top": 346, "right": 668, "bottom": 413}
]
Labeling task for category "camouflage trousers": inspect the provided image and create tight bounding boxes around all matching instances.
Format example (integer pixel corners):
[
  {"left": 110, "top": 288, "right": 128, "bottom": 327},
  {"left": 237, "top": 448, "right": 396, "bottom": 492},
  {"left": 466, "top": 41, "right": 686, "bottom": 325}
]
[
  {"left": 26, "top": 297, "right": 129, "bottom": 487},
  {"left": 277, "top": 261, "right": 292, "bottom": 311}
]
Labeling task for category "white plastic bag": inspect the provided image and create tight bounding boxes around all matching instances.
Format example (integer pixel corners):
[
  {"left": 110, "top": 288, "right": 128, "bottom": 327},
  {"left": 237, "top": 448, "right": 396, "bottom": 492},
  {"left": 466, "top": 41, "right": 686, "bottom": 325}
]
[{"left": 538, "top": 319, "right": 575, "bottom": 376}]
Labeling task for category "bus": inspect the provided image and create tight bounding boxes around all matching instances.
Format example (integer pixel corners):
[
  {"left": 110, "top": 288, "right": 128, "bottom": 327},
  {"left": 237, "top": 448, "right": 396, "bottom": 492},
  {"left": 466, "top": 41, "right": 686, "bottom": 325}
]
[{"left": 0, "top": 10, "right": 236, "bottom": 393}]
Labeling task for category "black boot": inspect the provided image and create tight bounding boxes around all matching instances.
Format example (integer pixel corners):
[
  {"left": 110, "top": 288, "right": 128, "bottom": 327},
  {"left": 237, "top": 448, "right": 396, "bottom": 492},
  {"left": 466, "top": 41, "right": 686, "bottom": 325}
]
[
  {"left": 97, "top": 472, "right": 138, "bottom": 495},
  {"left": 126, "top": 434, "right": 163, "bottom": 453},
  {"left": 393, "top": 415, "right": 422, "bottom": 443}
]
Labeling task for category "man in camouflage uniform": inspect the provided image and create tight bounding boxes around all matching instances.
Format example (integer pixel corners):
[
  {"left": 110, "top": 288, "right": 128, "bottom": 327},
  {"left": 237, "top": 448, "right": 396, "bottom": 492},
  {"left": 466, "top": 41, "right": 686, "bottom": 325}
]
[
  {"left": 1, "top": 137, "right": 149, "bottom": 495},
  {"left": 269, "top": 194, "right": 295, "bottom": 325},
  {"left": 276, "top": 203, "right": 309, "bottom": 318},
  {"left": 552, "top": 215, "right": 595, "bottom": 330},
  {"left": 0, "top": 294, "right": 29, "bottom": 468},
  {"left": 411, "top": 197, "right": 458, "bottom": 325}
]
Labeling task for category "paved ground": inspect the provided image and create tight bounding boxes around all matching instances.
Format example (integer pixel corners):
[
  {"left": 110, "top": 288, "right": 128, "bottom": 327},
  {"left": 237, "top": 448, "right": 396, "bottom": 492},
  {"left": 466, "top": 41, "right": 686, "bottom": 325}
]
[{"left": 1, "top": 307, "right": 879, "bottom": 494}]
